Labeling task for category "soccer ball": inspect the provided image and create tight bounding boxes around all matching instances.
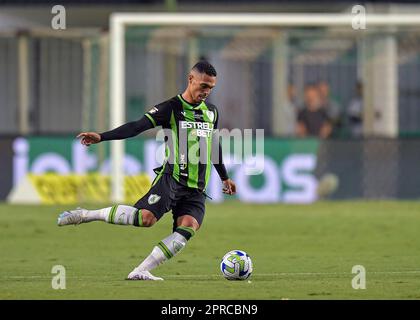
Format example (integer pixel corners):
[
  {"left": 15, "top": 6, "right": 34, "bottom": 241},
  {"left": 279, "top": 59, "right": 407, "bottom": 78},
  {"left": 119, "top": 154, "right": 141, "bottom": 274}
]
[{"left": 220, "top": 250, "right": 253, "bottom": 280}]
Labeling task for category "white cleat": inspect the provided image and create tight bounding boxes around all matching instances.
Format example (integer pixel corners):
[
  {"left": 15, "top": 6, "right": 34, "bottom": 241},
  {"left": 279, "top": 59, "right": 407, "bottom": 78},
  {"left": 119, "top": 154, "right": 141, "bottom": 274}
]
[
  {"left": 57, "top": 208, "right": 87, "bottom": 226},
  {"left": 127, "top": 269, "right": 164, "bottom": 281}
]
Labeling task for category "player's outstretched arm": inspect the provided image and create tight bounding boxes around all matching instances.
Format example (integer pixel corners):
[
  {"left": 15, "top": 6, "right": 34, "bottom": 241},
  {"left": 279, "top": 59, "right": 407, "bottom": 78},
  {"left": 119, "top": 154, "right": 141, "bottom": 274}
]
[
  {"left": 77, "top": 117, "right": 154, "bottom": 146},
  {"left": 77, "top": 132, "right": 101, "bottom": 146},
  {"left": 90, "top": 116, "right": 155, "bottom": 146}
]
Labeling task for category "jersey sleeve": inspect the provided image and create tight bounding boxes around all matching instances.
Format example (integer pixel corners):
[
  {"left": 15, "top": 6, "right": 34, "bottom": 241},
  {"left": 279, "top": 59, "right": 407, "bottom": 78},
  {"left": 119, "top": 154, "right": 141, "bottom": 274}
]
[
  {"left": 99, "top": 116, "right": 154, "bottom": 141},
  {"left": 210, "top": 105, "right": 229, "bottom": 181},
  {"left": 213, "top": 106, "right": 219, "bottom": 129},
  {"left": 144, "top": 100, "right": 172, "bottom": 127}
]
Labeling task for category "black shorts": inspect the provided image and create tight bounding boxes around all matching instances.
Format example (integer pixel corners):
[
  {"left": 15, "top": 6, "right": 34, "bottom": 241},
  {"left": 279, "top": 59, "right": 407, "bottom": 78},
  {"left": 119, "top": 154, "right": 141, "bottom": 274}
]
[{"left": 133, "top": 173, "right": 206, "bottom": 230}]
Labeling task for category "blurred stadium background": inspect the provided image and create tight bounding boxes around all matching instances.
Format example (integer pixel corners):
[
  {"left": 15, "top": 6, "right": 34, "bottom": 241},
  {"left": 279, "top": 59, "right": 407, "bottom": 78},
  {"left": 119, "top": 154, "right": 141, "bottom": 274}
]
[
  {"left": 2, "top": 0, "right": 420, "bottom": 204},
  {"left": 1, "top": 0, "right": 420, "bottom": 300}
]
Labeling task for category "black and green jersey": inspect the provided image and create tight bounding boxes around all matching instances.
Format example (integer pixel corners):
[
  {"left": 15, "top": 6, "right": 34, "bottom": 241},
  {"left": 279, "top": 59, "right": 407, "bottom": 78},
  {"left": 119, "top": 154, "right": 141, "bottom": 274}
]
[{"left": 145, "top": 94, "right": 221, "bottom": 191}]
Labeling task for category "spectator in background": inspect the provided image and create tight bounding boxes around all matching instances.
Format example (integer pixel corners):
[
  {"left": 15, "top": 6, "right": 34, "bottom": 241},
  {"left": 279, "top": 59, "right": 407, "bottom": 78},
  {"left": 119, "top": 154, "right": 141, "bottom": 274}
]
[
  {"left": 347, "top": 81, "right": 363, "bottom": 137},
  {"left": 317, "top": 81, "right": 342, "bottom": 135},
  {"left": 296, "top": 84, "right": 332, "bottom": 139}
]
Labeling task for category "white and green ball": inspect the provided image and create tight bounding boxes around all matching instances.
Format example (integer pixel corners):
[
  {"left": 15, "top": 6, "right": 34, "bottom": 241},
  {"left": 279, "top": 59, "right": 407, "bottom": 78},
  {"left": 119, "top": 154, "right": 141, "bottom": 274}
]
[{"left": 220, "top": 250, "right": 253, "bottom": 280}]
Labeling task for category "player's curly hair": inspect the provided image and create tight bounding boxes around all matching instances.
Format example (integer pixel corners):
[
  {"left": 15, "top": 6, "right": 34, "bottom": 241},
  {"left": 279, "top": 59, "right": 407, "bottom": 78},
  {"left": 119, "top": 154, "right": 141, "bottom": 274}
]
[{"left": 192, "top": 60, "right": 217, "bottom": 77}]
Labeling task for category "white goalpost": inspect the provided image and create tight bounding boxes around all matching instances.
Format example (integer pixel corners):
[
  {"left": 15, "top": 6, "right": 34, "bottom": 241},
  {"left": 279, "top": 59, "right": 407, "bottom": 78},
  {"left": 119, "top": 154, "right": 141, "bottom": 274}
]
[{"left": 109, "top": 12, "right": 420, "bottom": 203}]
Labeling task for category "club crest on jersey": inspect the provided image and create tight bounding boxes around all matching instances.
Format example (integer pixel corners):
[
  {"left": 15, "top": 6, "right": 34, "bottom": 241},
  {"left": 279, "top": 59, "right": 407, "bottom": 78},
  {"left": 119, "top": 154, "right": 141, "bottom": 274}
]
[
  {"left": 204, "top": 110, "right": 215, "bottom": 122},
  {"left": 148, "top": 107, "right": 158, "bottom": 114},
  {"left": 148, "top": 194, "right": 161, "bottom": 205}
]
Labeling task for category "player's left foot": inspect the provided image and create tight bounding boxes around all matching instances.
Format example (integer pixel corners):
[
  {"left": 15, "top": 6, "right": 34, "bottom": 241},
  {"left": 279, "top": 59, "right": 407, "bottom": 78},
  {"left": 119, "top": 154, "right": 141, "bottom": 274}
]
[
  {"left": 57, "top": 208, "right": 87, "bottom": 226},
  {"left": 126, "top": 269, "right": 164, "bottom": 281}
]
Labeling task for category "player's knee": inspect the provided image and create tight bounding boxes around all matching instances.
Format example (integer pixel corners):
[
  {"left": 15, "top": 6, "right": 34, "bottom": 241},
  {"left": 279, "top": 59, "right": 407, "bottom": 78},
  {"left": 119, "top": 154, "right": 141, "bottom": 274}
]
[
  {"left": 141, "top": 210, "right": 157, "bottom": 227},
  {"left": 177, "top": 215, "right": 200, "bottom": 231}
]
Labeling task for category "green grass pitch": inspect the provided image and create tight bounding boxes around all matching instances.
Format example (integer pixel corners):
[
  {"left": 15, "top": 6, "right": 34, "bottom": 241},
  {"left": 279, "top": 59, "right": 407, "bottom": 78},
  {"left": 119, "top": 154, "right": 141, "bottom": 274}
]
[{"left": 1, "top": 201, "right": 420, "bottom": 299}]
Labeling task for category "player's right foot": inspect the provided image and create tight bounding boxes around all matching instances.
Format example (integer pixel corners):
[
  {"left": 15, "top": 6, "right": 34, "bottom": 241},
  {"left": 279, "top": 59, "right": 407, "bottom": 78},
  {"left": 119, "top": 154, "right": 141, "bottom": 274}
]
[
  {"left": 57, "top": 208, "right": 87, "bottom": 226},
  {"left": 126, "top": 269, "right": 164, "bottom": 281}
]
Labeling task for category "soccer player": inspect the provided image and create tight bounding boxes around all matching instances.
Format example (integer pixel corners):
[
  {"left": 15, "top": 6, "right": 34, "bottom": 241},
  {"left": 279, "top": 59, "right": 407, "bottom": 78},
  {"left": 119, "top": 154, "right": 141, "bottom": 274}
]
[{"left": 57, "top": 61, "right": 236, "bottom": 280}]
